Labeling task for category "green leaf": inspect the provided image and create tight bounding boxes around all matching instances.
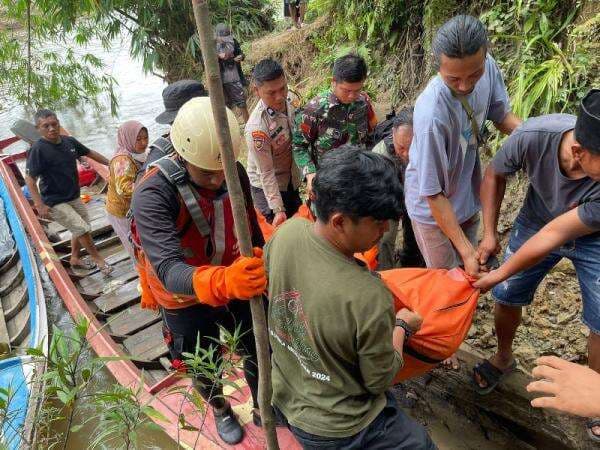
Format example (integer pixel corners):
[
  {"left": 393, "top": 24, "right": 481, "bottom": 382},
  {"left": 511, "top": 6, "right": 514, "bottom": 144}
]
[
  {"left": 26, "top": 347, "right": 46, "bottom": 357},
  {"left": 70, "top": 424, "right": 84, "bottom": 433},
  {"left": 56, "top": 390, "right": 70, "bottom": 405},
  {"left": 141, "top": 406, "right": 169, "bottom": 423}
]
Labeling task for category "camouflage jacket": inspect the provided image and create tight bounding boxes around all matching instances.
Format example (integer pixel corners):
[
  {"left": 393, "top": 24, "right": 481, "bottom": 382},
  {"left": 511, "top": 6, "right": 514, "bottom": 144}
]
[{"left": 292, "top": 89, "right": 377, "bottom": 176}]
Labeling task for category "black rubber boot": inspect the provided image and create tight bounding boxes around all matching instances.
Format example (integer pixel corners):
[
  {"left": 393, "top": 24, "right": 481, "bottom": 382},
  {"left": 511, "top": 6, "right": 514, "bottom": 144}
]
[{"left": 214, "top": 405, "right": 243, "bottom": 445}]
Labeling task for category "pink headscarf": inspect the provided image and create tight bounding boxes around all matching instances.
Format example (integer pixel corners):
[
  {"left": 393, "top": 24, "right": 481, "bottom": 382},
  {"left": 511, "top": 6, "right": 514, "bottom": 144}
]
[{"left": 115, "top": 120, "right": 146, "bottom": 157}]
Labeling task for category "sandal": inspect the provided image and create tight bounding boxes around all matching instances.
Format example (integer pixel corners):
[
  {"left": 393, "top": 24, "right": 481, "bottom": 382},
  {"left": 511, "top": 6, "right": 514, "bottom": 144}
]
[
  {"left": 70, "top": 260, "right": 96, "bottom": 271},
  {"left": 99, "top": 264, "right": 113, "bottom": 276},
  {"left": 587, "top": 418, "right": 600, "bottom": 443},
  {"left": 472, "top": 358, "right": 517, "bottom": 395}
]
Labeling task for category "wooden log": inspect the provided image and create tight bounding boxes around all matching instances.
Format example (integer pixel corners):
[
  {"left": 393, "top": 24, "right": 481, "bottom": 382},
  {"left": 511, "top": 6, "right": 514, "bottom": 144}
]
[{"left": 405, "top": 344, "right": 593, "bottom": 449}]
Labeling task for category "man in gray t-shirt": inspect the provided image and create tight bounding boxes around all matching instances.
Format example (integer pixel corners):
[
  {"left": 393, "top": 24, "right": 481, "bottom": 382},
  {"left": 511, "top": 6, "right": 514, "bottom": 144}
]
[
  {"left": 472, "top": 92, "right": 600, "bottom": 441},
  {"left": 404, "top": 15, "right": 521, "bottom": 278}
]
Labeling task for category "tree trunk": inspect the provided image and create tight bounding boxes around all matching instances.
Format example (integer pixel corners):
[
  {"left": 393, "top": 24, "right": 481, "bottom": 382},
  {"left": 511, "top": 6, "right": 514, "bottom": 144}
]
[{"left": 190, "top": 1, "right": 280, "bottom": 449}]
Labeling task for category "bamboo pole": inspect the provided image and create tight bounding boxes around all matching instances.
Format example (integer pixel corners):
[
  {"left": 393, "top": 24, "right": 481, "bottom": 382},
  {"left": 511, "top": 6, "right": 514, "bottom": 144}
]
[{"left": 190, "top": 2, "right": 280, "bottom": 449}]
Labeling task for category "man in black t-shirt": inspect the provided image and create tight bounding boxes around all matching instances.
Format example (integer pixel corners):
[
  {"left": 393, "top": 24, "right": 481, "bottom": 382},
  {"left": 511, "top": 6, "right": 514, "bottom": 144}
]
[{"left": 25, "top": 109, "right": 112, "bottom": 274}]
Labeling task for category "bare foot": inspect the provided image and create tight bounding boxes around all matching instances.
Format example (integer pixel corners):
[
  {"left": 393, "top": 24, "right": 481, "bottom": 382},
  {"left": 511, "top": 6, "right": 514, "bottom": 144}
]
[{"left": 441, "top": 353, "right": 460, "bottom": 370}]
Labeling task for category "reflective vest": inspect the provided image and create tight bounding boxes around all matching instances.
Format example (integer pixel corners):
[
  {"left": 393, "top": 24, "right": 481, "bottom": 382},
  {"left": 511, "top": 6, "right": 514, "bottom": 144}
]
[{"left": 131, "top": 164, "right": 241, "bottom": 310}]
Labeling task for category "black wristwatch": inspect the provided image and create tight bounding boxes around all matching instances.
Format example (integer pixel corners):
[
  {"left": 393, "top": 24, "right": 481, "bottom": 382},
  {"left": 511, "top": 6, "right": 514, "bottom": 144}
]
[{"left": 395, "top": 318, "right": 413, "bottom": 340}]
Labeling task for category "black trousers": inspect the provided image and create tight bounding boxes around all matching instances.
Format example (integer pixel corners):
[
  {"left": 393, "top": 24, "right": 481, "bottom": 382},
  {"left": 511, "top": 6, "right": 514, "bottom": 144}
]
[
  {"left": 274, "top": 392, "right": 436, "bottom": 450},
  {"left": 250, "top": 185, "right": 302, "bottom": 224},
  {"left": 161, "top": 301, "right": 259, "bottom": 409},
  {"left": 399, "top": 213, "right": 426, "bottom": 267}
]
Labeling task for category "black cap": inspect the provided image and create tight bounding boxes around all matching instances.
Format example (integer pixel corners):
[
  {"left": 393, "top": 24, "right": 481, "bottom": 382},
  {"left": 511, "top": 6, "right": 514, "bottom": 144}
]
[
  {"left": 155, "top": 80, "right": 207, "bottom": 124},
  {"left": 575, "top": 89, "right": 600, "bottom": 154}
]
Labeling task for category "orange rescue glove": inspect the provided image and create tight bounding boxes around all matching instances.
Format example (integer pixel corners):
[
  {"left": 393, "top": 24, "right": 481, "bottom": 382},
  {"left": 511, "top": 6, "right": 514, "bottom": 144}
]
[{"left": 192, "top": 247, "right": 267, "bottom": 306}]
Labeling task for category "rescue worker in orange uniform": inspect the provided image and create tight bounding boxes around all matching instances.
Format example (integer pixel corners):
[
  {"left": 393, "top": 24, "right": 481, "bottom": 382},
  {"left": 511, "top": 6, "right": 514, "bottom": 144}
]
[{"left": 130, "top": 97, "right": 267, "bottom": 445}]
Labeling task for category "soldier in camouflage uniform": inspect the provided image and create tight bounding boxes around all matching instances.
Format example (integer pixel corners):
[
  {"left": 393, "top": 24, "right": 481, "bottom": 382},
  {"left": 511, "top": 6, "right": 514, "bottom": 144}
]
[{"left": 292, "top": 54, "right": 377, "bottom": 190}]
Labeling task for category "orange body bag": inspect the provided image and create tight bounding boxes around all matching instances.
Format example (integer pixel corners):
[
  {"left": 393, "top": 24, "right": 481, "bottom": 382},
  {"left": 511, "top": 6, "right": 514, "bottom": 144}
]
[
  {"left": 379, "top": 267, "right": 479, "bottom": 382},
  {"left": 257, "top": 205, "right": 478, "bottom": 381}
]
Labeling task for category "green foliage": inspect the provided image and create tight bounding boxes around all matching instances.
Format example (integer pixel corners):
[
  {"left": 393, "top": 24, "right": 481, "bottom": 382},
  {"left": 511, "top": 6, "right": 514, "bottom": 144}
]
[
  {"left": 422, "top": 0, "right": 458, "bottom": 75},
  {"left": 309, "top": 0, "right": 413, "bottom": 50},
  {"left": 483, "top": 0, "right": 598, "bottom": 118},
  {"left": 0, "top": 0, "right": 274, "bottom": 112},
  {"left": 0, "top": 1, "right": 117, "bottom": 113},
  {"left": 308, "top": 0, "right": 419, "bottom": 66},
  {"left": 305, "top": 0, "right": 427, "bottom": 104},
  {"left": 88, "top": 381, "right": 166, "bottom": 450},
  {"left": 0, "top": 317, "right": 167, "bottom": 449},
  {"left": 170, "top": 324, "right": 246, "bottom": 443},
  {"left": 0, "top": 386, "right": 20, "bottom": 449},
  {"left": 0, "top": 313, "right": 254, "bottom": 448}
]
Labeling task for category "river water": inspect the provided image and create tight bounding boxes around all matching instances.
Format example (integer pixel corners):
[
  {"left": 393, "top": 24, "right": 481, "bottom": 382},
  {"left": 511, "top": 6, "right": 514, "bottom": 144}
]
[{"left": 0, "top": 36, "right": 168, "bottom": 159}]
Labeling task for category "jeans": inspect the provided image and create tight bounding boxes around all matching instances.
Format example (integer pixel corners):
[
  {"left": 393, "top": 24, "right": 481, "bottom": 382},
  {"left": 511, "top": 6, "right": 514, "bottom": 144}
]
[
  {"left": 492, "top": 216, "right": 600, "bottom": 333},
  {"left": 274, "top": 392, "right": 437, "bottom": 450}
]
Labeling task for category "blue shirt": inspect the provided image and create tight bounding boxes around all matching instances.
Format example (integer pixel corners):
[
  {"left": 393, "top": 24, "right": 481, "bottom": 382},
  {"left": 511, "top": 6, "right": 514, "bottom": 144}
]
[{"left": 405, "top": 55, "right": 510, "bottom": 225}]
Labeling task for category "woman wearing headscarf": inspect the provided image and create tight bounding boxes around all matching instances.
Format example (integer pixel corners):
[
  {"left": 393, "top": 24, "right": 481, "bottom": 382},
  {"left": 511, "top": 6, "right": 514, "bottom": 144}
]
[
  {"left": 106, "top": 120, "right": 148, "bottom": 259},
  {"left": 215, "top": 23, "right": 249, "bottom": 122}
]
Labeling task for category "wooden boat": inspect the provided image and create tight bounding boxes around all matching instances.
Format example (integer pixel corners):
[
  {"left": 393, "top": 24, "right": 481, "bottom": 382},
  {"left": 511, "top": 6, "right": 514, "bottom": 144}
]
[
  {"left": 0, "top": 175, "right": 48, "bottom": 449},
  {"left": 0, "top": 127, "right": 299, "bottom": 449}
]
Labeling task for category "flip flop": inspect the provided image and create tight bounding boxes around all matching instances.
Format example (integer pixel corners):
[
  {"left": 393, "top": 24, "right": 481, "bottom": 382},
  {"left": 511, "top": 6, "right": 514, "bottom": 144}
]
[
  {"left": 70, "top": 260, "right": 96, "bottom": 271},
  {"left": 472, "top": 358, "right": 517, "bottom": 395},
  {"left": 587, "top": 418, "right": 600, "bottom": 443},
  {"left": 99, "top": 263, "right": 113, "bottom": 276}
]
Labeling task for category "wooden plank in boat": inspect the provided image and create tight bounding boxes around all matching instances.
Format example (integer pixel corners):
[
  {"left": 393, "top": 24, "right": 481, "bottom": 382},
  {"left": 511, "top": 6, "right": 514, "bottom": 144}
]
[
  {"left": 86, "top": 201, "right": 109, "bottom": 220},
  {"left": 76, "top": 259, "right": 138, "bottom": 296},
  {"left": 144, "top": 369, "right": 170, "bottom": 387},
  {"left": 0, "top": 303, "right": 11, "bottom": 352},
  {"left": 108, "top": 303, "right": 161, "bottom": 336},
  {"left": 123, "top": 321, "right": 168, "bottom": 362},
  {"left": 0, "top": 259, "right": 23, "bottom": 297},
  {"left": 7, "top": 306, "right": 30, "bottom": 347},
  {"left": 3, "top": 277, "right": 28, "bottom": 321},
  {"left": 0, "top": 250, "right": 17, "bottom": 275},
  {"left": 93, "top": 278, "right": 141, "bottom": 314}
]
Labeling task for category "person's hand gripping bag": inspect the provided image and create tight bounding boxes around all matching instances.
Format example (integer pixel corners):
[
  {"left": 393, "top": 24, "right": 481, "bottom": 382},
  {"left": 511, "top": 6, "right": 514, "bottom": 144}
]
[{"left": 379, "top": 267, "right": 479, "bottom": 382}]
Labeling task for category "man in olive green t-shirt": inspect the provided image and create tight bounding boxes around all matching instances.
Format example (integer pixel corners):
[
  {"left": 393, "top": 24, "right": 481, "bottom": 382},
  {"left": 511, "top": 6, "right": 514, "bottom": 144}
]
[{"left": 265, "top": 147, "right": 436, "bottom": 449}]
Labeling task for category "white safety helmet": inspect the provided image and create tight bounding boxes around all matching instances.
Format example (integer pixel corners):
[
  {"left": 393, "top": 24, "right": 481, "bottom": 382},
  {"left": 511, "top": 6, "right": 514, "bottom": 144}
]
[{"left": 170, "top": 97, "right": 240, "bottom": 170}]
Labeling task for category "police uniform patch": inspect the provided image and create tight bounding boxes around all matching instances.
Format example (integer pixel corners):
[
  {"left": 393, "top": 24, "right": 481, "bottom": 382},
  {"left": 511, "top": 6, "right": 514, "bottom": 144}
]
[{"left": 252, "top": 130, "right": 268, "bottom": 151}]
